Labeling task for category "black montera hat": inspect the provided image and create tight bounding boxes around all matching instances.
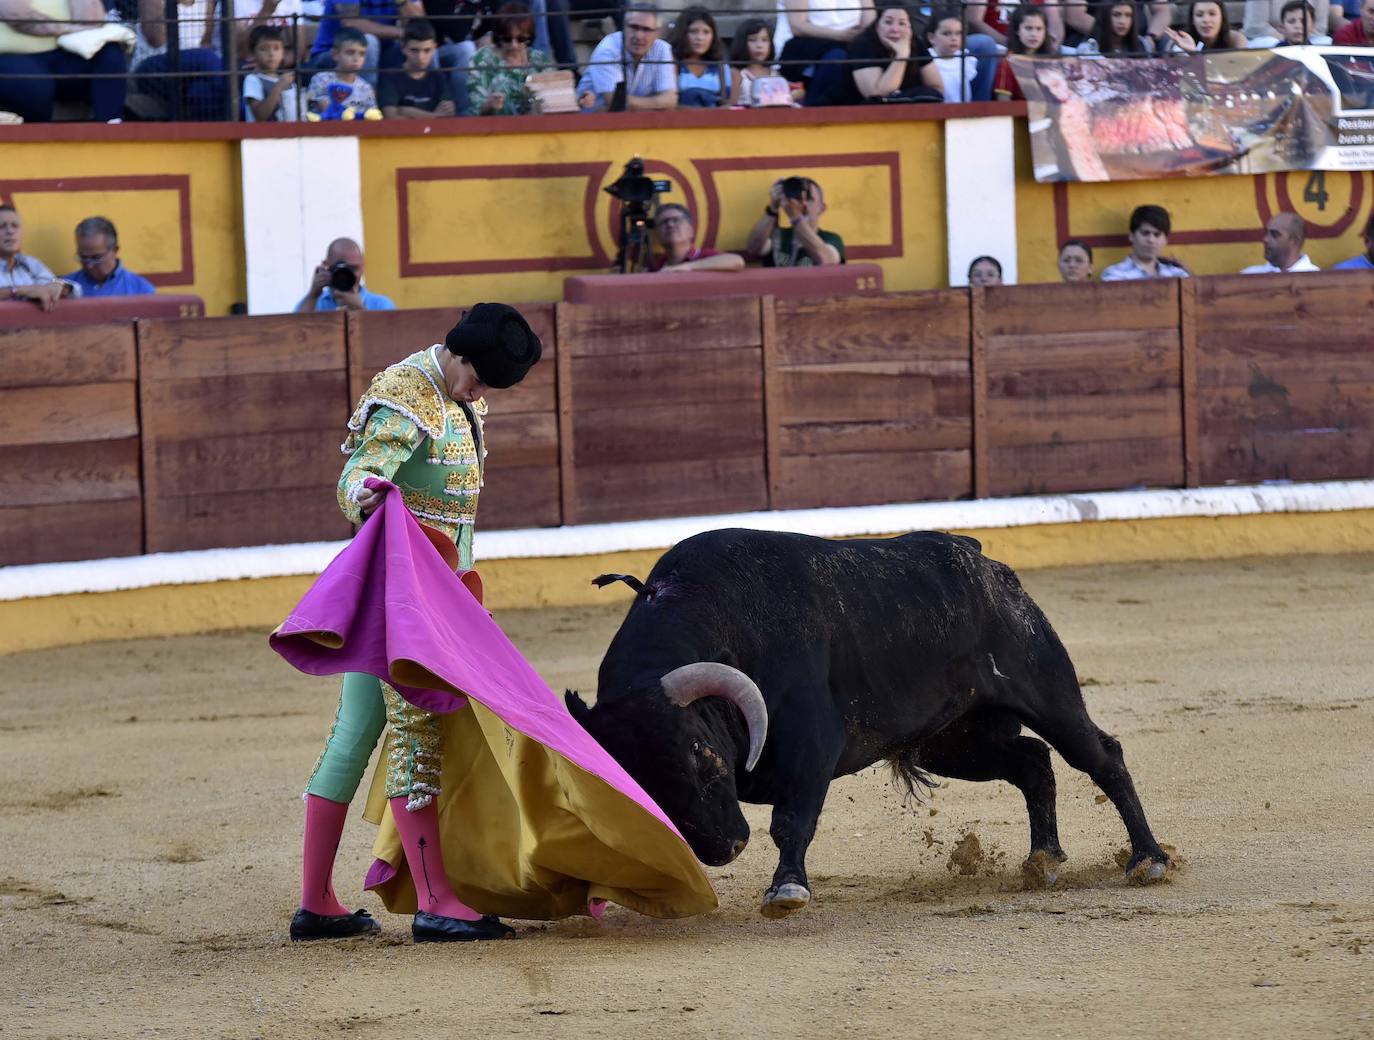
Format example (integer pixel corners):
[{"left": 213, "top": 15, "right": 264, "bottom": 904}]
[{"left": 443, "top": 303, "right": 542, "bottom": 389}]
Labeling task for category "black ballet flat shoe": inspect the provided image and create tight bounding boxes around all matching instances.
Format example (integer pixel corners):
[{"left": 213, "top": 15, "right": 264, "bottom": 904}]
[
  {"left": 412, "top": 911, "right": 515, "bottom": 943},
  {"left": 289, "top": 907, "right": 382, "bottom": 941}
]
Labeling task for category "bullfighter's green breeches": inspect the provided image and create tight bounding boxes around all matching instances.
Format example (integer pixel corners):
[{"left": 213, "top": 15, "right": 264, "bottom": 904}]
[{"left": 305, "top": 671, "right": 442, "bottom": 809}]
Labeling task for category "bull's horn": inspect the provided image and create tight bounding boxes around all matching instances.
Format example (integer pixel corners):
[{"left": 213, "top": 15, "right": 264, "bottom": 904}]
[{"left": 661, "top": 663, "right": 768, "bottom": 772}]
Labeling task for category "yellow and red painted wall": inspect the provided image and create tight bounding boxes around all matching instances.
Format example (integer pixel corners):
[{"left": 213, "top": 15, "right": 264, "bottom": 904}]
[{"left": 2, "top": 107, "right": 1370, "bottom": 318}]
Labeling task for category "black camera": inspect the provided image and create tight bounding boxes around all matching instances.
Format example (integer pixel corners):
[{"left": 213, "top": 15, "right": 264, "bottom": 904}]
[
  {"left": 605, "top": 157, "right": 673, "bottom": 274},
  {"left": 604, "top": 157, "right": 671, "bottom": 210},
  {"left": 329, "top": 261, "right": 358, "bottom": 293},
  {"left": 782, "top": 176, "right": 808, "bottom": 201}
]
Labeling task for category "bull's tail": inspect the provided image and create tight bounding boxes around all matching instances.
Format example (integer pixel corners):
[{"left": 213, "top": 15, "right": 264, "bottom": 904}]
[{"left": 887, "top": 748, "right": 939, "bottom": 804}]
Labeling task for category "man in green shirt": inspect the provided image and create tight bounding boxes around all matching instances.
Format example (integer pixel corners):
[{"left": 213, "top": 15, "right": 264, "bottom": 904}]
[{"left": 745, "top": 176, "right": 846, "bottom": 268}]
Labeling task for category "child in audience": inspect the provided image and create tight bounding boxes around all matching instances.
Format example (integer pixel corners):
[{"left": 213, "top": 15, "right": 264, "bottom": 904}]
[
  {"left": 729, "top": 17, "right": 776, "bottom": 104},
  {"left": 668, "top": 6, "right": 736, "bottom": 107},
  {"left": 1280, "top": 0, "right": 1317, "bottom": 41},
  {"left": 1078, "top": 2, "right": 1155, "bottom": 54},
  {"left": 993, "top": 6, "right": 1055, "bottom": 101},
  {"left": 307, "top": 27, "right": 381, "bottom": 120},
  {"left": 967, "top": 255, "right": 1003, "bottom": 286},
  {"left": 379, "top": 19, "right": 456, "bottom": 118},
  {"left": 927, "top": 7, "right": 976, "bottom": 102},
  {"left": 243, "top": 25, "right": 300, "bottom": 122}
]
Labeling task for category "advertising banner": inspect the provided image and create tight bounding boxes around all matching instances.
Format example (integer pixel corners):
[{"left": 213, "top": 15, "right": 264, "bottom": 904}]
[{"left": 1013, "top": 48, "right": 1374, "bottom": 182}]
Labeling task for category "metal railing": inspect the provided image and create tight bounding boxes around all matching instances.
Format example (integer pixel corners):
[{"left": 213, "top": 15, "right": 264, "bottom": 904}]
[{"left": 0, "top": 2, "right": 1297, "bottom": 123}]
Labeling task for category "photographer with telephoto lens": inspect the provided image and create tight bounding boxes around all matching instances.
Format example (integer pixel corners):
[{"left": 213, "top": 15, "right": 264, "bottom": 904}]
[
  {"left": 297, "top": 237, "right": 398, "bottom": 313},
  {"left": 745, "top": 175, "right": 846, "bottom": 268}
]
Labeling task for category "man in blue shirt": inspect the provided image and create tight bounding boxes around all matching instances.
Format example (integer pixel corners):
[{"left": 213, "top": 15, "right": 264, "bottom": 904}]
[
  {"left": 1332, "top": 214, "right": 1374, "bottom": 271},
  {"left": 296, "top": 237, "right": 397, "bottom": 312},
  {"left": 63, "top": 217, "right": 156, "bottom": 298},
  {"left": 575, "top": 4, "right": 677, "bottom": 112}
]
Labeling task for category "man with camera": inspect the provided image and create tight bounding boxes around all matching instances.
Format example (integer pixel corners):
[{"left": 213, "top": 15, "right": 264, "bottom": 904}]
[
  {"left": 746, "top": 177, "right": 845, "bottom": 268},
  {"left": 296, "top": 238, "right": 397, "bottom": 313}
]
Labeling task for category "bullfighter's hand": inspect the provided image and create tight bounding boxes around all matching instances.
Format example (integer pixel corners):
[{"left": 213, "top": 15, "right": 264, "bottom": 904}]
[{"left": 356, "top": 483, "right": 390, "bottom": 515}]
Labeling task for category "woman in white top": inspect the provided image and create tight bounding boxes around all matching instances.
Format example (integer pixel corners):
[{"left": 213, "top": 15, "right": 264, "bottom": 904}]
[{"left": 774, "top": 0, "right": 875, "bottom": 102}]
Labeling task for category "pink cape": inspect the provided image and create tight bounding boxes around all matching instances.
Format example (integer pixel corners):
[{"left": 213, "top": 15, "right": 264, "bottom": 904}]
[{"left": 269, "top": 483, "right": 716, "bottom": 920}]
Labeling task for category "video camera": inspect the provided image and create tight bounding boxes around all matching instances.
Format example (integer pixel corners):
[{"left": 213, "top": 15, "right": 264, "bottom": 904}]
[{"left": 605, "top": 157, "right": 672, "bottom": 274}]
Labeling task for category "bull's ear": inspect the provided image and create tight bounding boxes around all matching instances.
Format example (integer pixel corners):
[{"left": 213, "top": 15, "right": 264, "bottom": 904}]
[
  {"left": 713, "top": 648, "right": 737, "bottom": 669},
  {"left": 564, "top": 690, "right": 590, "bottom": 720}
]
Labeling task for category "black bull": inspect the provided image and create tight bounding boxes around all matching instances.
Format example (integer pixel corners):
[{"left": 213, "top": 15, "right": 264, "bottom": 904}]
[{"left": 565, "top": 529, "right": 1171, "bottom": 917}]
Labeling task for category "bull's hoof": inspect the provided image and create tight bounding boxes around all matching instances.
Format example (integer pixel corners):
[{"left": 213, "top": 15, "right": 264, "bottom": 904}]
[
  {"left": 760, "top": 883, "right": 810, "bottom": 919},
  {"left": 1124, "top": 848, "right": 1173, "bottom": 885},
  {"left": 1021, "top": 849, "right": 1066, "bottom": 889}
]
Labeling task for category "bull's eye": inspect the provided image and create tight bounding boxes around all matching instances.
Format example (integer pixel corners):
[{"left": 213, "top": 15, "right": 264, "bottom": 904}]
[{"left": 691, "top": 741, "right": 701, "bottom": 754}]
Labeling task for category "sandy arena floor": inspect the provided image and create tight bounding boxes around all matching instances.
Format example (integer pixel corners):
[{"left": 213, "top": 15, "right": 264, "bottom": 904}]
[{"left": 2, "top": 553, "right": 1372, "bottom": 1039}]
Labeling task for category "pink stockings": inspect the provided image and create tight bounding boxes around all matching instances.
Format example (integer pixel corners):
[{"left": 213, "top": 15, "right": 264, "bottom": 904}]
[
  {"left": 301, "top": 794, "right": 351, "bottom": 916},
  {"left": 301, "top": 793, "right": 482, "bottom": 921},
  {"left": 388, "top": 796, "right": 482, "bottom": 921}
]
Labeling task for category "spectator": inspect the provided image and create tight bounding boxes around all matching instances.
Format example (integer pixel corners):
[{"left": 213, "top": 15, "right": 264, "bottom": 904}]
[
  {"left": 1332, "top": 213, "right": 1374, "bottom": 270},
  {"left": 63, "top": 217, "right": 155, "bottom": 297},
  {"left": 994, "top": 6, "right": 1056, "bottom": 102},
  {"left": 1077, "top": 1, "right": 1155, "bottom": 54},
  {"left": 1243, "top": 0, "right": 1338, "bottom": 43},
  {"left": 0, "top": 0, "right": 128, "bottom": 123},
  {"left": 730, "top": 17, "right": 780, "bottom": 105},
  {"left": 649, "top": 204, "right": 745, "bottom": 272},
  {"left": 575, "top": 3, "right": 676, "bottom": 112},
  {"left": 243, "top": 24, "right": 300, "bottom": 120},
  {"left": 928, "top": 6, "right": 977, "bottom": 102},
  {"left": 466, "top": 2, "right": 549, "bottom": 115},
  {"left": 967, "top": 255, "right": 1002, "bottom": 287},
  {"left": 774, "top": 0, "right": 876, "bottom": 104},
  {"left": 0, "top": 205, "right": 78, "bottom": 309},
  {"left": 1333, "top": 0, "right": 1373, "bottom": 41},
  {"left": 233, "top": 0, "right": 310, "bottom": 64},
  {"left": 1058, "top": 238, "right": 1094, "bottom": 281},
  {"left": 133, "top": 0, "right": 229, "bottom": 121},
  {"left": 309, "top": 0, "right": 424, "bottom": 84},
  {"left": 1242, "top": 213, "right": 1320, "bottom": 273},
  {"left": 1062, "top": 0, "right": 1172, "bottom": 49},
  {"left": 380, "top": 17, "right": 455, "bottom": 116},
  {"left": 1163, "top": 0, "right": 1250, "bottom": 50},
  {"left": 1278, "top": 0, "right": 1318, "bottom": 41},
  {"left": 746, "top": 176, "right": 845, "bottom": 267},
  {"left": 667, "top": 6, "right": 735, "bottom": 108},
  {"left": 965, "top": 0, "right": 1062, "bottom": 53},
  {"left": 826, "top": 4, "right": 940, "bottom": 106},
  {"left": 306, "top": 26, "right": 380, "bottom": 117},
  {"left": 297, "top": 237, "right": 395, "bottom": 311},
  {"left": 1100, "top": 205, "right": 1190, "bottom": 280}
]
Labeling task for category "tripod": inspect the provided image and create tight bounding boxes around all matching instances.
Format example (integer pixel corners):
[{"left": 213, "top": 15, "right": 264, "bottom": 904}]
[{"left": 613, "top": 206, "right": 655, "bottom": 274}]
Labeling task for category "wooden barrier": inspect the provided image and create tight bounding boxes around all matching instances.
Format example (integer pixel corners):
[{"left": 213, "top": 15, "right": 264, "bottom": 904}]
[
  {"left": 5, "top": 276, "right": 1374, "bottom": 570},
  {"left": 765, "top": 292, "right": 972, "bottom": 510},
  {"left": 974, "top": 280, "right": 1185, "bottom": 497},
  {"left": 137, "top": 313, "right": 352, "bottom": 552},
  {"left": 1193, "top": 272, "right": 1374, "bottom": 486},
  {"left": 347, "top": 305, "right": 562, "bottom": 531},
  {"left": 0, "top": 323, "right": 142, "bottom": 565},
  {"left": 556, "top": 298, "right": 768, "bottom": 524},
  {"left": 0, "top": 295, "right": 205, "bottom": 330}
]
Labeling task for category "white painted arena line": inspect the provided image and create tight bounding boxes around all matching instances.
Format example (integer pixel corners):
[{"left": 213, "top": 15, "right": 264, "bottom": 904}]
[{"left": 4, "top": 480, "right": 1374, "bottom": 602}]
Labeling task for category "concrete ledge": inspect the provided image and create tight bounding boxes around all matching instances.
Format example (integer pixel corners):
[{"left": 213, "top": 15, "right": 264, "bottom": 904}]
[{"left": 4, "top": 488, "right": 1372, "bottom": 655}]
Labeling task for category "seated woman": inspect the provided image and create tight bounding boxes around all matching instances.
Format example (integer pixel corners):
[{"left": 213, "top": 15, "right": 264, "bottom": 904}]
[
  {"left": 774, "top": 0, "right": 875, "bottom": 103},
  {"left": 1057, "top": 239, "right": 1094, "bottom": 282},
  {"left": 825, "top": 4, "right": 941, "bottom": 106},
  {"left": 667, "top": 5, "right": 735, "bottom": 108},
  {"left": 993, "top": 5, "right": 1055, "bottom": 102},
  {"left": 650, "top": 204, "right": 744, "bottom": 272},
  {"left": 0, "top": 0, "right": 128, "bottom": 122},
  {"left": 1076, "top": 1, "right": 1155, "bottom": 54},
  {"left": 1163, "top": 0, "right": 1250, "bottom": 50},
  {"left": 466, "top": 1, "right": 549, "bottom": 115}
]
